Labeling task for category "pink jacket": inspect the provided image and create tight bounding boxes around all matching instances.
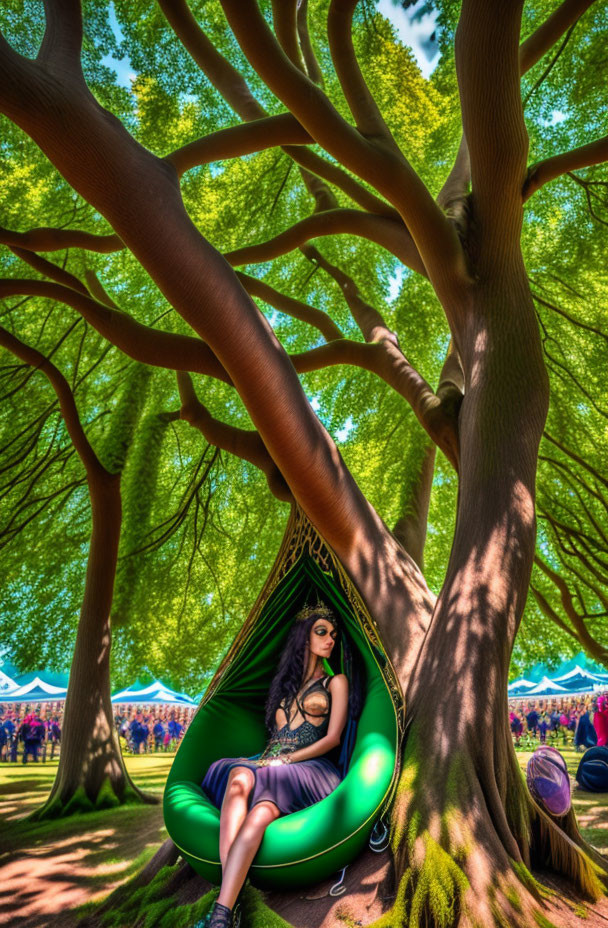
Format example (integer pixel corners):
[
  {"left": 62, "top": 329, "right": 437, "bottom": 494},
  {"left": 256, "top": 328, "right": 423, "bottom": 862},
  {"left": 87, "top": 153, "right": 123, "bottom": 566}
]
[{"left": 594, "top": 695, "right": 608, "bottom": 747}]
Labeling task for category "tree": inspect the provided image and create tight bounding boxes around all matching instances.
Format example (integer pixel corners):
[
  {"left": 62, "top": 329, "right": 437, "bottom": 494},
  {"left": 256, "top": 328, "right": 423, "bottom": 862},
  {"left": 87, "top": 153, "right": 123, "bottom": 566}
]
[{"left": 1, "top": 0, "right": 607, "bottom": 924}]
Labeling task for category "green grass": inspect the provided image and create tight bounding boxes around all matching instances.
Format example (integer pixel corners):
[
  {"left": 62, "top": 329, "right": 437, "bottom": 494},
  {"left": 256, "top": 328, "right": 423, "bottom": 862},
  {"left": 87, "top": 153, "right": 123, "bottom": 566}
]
[{"left": 1, "top": 747, "right": 606, "bottom": 928}]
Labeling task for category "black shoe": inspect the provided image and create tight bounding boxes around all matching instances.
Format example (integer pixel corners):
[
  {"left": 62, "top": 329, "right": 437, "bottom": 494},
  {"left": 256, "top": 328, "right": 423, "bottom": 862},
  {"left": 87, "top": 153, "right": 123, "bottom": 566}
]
[{"left": 205, "top": 902, "right": 234, "bottom": 928}]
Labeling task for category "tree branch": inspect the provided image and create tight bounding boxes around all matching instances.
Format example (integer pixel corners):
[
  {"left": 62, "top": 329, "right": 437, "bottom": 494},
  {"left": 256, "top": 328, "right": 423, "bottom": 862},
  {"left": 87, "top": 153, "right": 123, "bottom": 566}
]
[
  {"left": 219, "top": 0, "right": 469, "bottom": 302},
  {"left": 523, "top": 135, "right": 608, "bottom": 202},
  {"left": 327, "top": 0, "right": 400, "bottom": 149},
  {"left": 0, "top": 225, "right": 122, "bottom": 253},
  {"left": 271, "top": 0, "right": 304, "bottom": 70},
  {"left": 296, "top": 0, "right": 324, "bottom": 86},
  {"left": 8, "top": 246, "right": 89, "bottom": 295},
  {"left": 177, "top": 371, "right": 293, "bottom": 502},
  {"left": 0, "top": 326, "right": 105, "bottom": 479},
  {"left": 0, "top": 278, "right": 232, "bottom": 383},
  {"left": 166, "top": 113, "right": 311, "bottom": 177},
  {"left": 455, "top": 0, "right": 528, "bottom": 258},
  {"left": 236, "top": 272, "right": 343, "bottom": 341},
  {"left": 519, "top": 0, "right": 598, "bottom": 73},
  {"left": 225, "top": 208, "right": 426, "bottom": 275},
  {"left": 38, "top": 0, "right": 85, "bottom": 80}
]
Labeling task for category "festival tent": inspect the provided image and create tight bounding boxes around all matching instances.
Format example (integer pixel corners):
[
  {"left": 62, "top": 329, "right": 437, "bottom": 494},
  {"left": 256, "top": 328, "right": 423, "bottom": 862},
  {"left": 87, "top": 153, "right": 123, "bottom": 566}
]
[
  {"left": 0, "top": 666, "right": 18, "bottom": 694},
  {"left": 524, "top": 676, "right": 569, "bottom": 697},
  {"left": 551, "top": 665, "right": 607, "bottom": 691},
  {"left": 0, "top": 676, "right": 68, "bottom": 702},
  {"left": 14, "top": 669, "right": 69, "bottom": 689},
  {"left": 111, "top": 680, "right": 197, "bottom": 705},
  {"left": 507, "top": 678, "right": 537, "bottom": 695}
]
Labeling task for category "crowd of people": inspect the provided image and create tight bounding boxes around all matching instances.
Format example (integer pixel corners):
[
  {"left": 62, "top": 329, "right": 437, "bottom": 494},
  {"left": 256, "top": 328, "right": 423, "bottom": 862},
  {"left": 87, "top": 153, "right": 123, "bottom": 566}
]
[
  {"left": 0, "top": 708, "right": 62, "bottom": 763},
  {"left": 0, "top": 701, "right": 196, "bottom": 762},
  {"left": 113, "top": 706, "right": 196, "bottom": 754},
  {"left": 509, "top": 693, "right": 608, "bottom": 750}
]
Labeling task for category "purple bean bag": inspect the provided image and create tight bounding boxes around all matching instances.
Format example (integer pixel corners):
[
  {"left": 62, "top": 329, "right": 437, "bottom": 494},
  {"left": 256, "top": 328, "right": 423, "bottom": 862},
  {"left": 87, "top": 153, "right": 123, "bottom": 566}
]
[{"left": 526, "top": 745, "right": 571, "bottom": 816}]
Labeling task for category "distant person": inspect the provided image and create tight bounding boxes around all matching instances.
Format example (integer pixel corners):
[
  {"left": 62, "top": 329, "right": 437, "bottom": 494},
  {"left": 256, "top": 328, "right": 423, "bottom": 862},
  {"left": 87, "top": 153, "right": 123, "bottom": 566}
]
[
  {"left": 574, "top": 708, "right": 597, "bottom": 751},
  {"left": 153, "top": 718, "right": 165, "bottom": 752},
  {"left": 49, "top": 716, "right": 61, "bottom": 759},
  {"left": 20, "top": 713, "right": 45, "bottom": 764},
  {"left": 526, "top": 705, "right": 539, "bottom": 738},
  {"left": 594, "top": 695, "right": 608, "bottom": 747},
  {"left": 168, "top": 714, "right": 182, "bottom": 750}
]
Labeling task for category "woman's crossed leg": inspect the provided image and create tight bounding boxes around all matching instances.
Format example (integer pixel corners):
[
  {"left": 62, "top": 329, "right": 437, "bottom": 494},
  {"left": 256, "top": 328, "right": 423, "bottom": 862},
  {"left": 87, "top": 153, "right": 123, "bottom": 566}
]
[{"left": 218, "top": 768, "right": 280, "bottom": 909}]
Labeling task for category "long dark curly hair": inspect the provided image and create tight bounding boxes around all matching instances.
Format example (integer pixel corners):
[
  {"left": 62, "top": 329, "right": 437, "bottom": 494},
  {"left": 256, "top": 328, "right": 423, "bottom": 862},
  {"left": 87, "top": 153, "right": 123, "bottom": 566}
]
[{"left": 264, "top": 609, "right": 364, "bottom": 732}]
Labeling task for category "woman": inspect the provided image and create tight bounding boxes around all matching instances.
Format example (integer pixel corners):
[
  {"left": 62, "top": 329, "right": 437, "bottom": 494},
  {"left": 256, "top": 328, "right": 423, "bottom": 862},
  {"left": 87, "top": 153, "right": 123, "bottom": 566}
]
[{"left": 200, "top": 602, "right": 362, "bottom": 928}]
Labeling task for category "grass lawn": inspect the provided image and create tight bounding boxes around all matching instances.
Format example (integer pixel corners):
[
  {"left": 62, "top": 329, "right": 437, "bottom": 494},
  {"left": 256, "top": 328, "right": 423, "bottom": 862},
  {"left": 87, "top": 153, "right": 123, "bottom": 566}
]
[
  {"left": 0, "top": 754, "right": 174, "bottom": 928},
  {"left": 0, "top": 746, "right": 606, "bottom": 928}
]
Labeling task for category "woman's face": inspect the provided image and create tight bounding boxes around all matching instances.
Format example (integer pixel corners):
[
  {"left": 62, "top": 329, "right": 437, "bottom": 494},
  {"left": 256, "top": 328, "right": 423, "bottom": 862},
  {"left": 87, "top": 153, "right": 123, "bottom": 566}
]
[{"left": 308, "top": 618, "right": 338, "bottom": 660}]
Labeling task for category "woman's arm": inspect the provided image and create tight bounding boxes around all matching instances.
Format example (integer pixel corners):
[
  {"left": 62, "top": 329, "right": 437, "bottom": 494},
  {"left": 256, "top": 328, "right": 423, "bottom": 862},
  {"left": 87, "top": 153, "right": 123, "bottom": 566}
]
[{"left": 279, "top": 674, "right": 349, "bottom": 765}]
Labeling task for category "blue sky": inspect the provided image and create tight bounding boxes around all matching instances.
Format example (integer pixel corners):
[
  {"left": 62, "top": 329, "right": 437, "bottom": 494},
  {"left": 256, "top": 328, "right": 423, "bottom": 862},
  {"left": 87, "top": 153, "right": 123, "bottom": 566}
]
[{"left": 102, "top": 1, "right": 440, "bottom": 90}]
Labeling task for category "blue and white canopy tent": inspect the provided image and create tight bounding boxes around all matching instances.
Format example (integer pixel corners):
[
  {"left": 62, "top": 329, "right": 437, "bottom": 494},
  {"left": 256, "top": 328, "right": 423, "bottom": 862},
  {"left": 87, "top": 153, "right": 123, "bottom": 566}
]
[
  {"left": 507, "top": 678, "right": 537, "bottom": 696},
  {"left": 111, "top": 679, "right": 197, "bottom": 706},
  {"left": 524, "top": 676, "right": 569, "bottom": 697},
  {"left": 551, "top": 665, "right": 608, "bottom": 692},
  {"left": 508, "top": 651, "right": 608, "bottom": 699},
  {"left": 0, "top": 676, "right": 68, "bottom": 703},
  {"left": 0, "top": 666, "right": 18, "bottom": 695}
]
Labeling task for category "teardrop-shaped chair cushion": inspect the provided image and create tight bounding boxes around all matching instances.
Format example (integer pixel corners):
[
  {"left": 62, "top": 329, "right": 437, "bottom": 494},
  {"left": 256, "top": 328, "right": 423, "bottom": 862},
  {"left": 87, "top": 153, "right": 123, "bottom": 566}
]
[{"left": 163, "top": 513, "right": 403, "bottom": 889}]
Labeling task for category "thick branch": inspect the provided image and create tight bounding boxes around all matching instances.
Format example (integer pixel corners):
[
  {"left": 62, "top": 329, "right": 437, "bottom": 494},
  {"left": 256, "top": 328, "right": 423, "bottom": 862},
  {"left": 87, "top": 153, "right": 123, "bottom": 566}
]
[
  {"left": 236, "top": 272, "right": 343, "bottom": 341},
  {"left": 0, "top": 225, "right": 122, "bottom": 253},
  {"left": 271, "top": 0, "right": 303, "bottom": 70},
  {"left": 437, "top": 0, "right": 596, "bottom": 227},
  {"left": 0, "top": 279, "right": 231, "bottom": 383},
  {"left": 38, "top": 0, "right": 84, "bottom": 79},
  {"left": 296, "top": 0, "right": 324, "bottom": 86},
  {"left": 519, "top": 0, "right": 598, "bottom": 73},
  {"left": 177, "top": 371, "right": 292, "bottom": 502},
  {"left": 219, "top": 0, "right": 468, "bottom": 302},
  {"left": 166, "top": 113, "right": 311, "bottom": 177},
  {"left": 225, "top": 209, "right": 426, "bottom": 275},
  {"left": 0, "top": 326, "right": 104, "bottom": 479},
  {"left": 523, "top": 135, "right": 608, "bottom": 202},
  {"left": 327, "top": 0, "right": 399, "bottom": 149},
  {"left": 455, "top": 0, "right": 528, "bottom": 255},
  {"left": 302, "top": 244, "right": 461, "bottom": 467},
  {"left": 9, "top": 246, "right": 89, "bottom": 295}
]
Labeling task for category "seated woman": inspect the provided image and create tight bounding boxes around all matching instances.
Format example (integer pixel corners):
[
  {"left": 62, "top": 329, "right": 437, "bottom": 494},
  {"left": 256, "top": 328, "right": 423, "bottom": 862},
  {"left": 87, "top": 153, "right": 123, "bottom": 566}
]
[{"left": 200, "top": 603, "right": 361, "bottom": 928}]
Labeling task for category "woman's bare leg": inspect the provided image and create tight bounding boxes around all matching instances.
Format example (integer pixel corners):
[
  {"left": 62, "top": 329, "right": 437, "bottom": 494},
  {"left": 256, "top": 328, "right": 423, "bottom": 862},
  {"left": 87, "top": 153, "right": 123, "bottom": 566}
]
[
  {"left": 219, "top": 767, "right": 255, "bottom": 870},
  {"left": 217, "top": 801, "right": 280, "bottom": 909}
]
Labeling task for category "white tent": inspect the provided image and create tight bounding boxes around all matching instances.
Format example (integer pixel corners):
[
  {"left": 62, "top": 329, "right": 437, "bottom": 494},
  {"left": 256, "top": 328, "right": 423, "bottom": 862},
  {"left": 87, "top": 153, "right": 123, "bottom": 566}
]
[
  {"left": 507, "top": 678, "right": 536, "bottom": 694},
  {"left": 111, "top": 679, "right": 197, "bottom": 705},
  {"left": 551, "top": 665, "right": 606, "bottom": 686},
  {"left": 1, "top": 676, "right": 67, "bottom": 702},
  {"left": 524, "top": 676, "right": 569, "bottom": 696},
  {"left": 0, "top": 667, "right": 18, "bottom": 694}
]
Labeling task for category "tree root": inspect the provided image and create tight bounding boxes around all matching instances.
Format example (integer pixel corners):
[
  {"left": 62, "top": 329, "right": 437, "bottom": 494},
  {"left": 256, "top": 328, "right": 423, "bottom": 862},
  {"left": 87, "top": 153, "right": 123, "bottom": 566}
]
[
  {"left": 29, "top": 775, "right": 158, "bottom": 821},
  {"left": 370, "top": 727, "right": 607, "bottom": 928}
]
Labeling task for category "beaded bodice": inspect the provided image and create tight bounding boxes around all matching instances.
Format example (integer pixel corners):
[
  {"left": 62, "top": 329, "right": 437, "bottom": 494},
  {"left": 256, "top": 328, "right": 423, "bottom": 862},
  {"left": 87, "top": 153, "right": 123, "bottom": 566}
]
[{"left": 265, "top": 674, "right": 331, "bottom": 754}]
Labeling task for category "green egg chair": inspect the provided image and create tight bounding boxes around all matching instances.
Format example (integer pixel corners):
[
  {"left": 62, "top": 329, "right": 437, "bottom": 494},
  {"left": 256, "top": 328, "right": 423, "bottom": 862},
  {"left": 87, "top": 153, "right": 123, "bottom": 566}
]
[{"left": 163, "top": 505, "right": 404, "bottom": 889}]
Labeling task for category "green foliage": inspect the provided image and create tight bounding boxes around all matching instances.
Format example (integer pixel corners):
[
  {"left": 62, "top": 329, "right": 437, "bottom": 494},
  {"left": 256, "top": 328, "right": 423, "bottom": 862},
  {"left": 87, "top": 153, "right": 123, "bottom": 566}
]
[{"left": 0, "top": 0, "right": 606, "bottom": 695}]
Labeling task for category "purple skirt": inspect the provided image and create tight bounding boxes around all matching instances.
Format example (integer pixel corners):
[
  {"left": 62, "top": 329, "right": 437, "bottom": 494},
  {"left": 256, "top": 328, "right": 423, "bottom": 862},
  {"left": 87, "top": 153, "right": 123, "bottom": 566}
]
[{"left": 201, "top": 754, "right": 341, "bottom": 816}]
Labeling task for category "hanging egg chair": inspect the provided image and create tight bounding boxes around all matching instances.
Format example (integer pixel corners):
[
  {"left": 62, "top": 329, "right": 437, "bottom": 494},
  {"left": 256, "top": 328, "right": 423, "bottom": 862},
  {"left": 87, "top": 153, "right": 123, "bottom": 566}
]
[{"left": 163, "top": 505, "right": 405, "bottom": 889}]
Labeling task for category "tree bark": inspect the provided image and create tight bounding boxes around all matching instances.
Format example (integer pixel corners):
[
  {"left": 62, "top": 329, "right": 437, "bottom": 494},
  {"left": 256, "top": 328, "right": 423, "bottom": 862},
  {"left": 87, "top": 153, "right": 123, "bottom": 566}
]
[{"left": 34, "top": 470, "right": 155, "bottom": 817}]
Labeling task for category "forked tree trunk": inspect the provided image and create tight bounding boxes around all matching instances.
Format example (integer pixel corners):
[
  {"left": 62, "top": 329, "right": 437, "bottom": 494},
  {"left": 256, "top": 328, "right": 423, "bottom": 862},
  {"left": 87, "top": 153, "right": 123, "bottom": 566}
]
[
  {"left": 33, "top": 472, "right": 155, "bottom": 817},
  {"left": 387, "top": 277, "right": 607, "bottom": 926}
]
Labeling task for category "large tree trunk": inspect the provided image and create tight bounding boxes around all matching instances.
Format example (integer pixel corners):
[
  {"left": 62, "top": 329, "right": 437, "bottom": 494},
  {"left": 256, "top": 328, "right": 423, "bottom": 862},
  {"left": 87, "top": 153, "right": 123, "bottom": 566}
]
[
  {"left": 33, "top": 471, "right": 155, "bottom": 817},
  {"left": 390, "top": 274, "right": 606, "bottom": 926}
]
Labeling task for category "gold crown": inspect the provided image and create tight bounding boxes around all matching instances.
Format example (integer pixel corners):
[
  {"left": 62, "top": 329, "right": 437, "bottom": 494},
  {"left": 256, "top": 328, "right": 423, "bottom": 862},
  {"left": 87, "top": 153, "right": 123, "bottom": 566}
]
[{"left": 295, "top": 601, "right": 336, "bottom": 623}]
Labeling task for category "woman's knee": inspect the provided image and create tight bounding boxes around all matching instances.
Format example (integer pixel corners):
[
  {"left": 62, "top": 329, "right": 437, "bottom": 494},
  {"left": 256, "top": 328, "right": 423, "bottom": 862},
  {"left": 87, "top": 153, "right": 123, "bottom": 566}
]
[
  {"left": 226, "top": 766, "right": 255, "bottom": 796},
  {"left": 242, "top": 801, "right": 280, "bottom": 837}
]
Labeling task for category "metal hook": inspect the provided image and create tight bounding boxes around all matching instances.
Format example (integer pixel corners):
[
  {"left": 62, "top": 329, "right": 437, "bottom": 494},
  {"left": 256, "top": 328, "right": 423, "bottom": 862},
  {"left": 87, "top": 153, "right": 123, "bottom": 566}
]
[
  {"left": 329, "top": 866, "right": 348, "bottom": 896},
  {"left": 369, "top": 817, "right": 390, "bottom": 853}
]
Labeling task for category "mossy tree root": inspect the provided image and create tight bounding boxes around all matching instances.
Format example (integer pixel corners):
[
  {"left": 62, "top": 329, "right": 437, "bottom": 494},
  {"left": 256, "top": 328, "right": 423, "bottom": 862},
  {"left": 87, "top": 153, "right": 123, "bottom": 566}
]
[{"left": 372, "top": 725, "right": 606, "bottom": 928}]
